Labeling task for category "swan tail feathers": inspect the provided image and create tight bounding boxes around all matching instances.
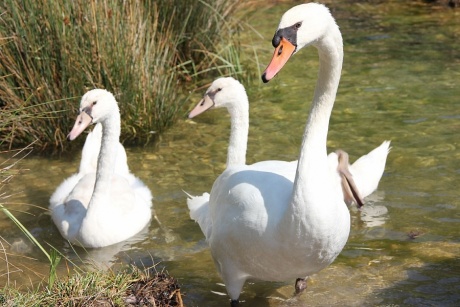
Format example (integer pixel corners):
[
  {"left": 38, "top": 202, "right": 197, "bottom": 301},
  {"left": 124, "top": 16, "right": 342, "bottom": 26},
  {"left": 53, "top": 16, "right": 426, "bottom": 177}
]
[
  {"left": 186, "top": 192, "right": 212, "bottom": 240},
  {"left": 351, "top": 140, "right": 391, "bottom": 198},
  {"left": 371, "top": 140, "right": 391, "bottom": 157}
]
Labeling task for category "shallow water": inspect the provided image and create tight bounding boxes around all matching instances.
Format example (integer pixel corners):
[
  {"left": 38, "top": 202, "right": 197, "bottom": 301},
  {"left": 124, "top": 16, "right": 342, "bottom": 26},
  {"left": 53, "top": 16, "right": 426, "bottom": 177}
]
[{"left": 1, "top": 1, "right": 459, "bottom": 306}]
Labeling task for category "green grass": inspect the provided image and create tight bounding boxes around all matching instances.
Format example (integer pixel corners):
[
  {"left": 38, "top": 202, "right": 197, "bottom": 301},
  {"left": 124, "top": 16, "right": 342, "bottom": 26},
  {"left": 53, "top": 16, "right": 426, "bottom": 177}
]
[
  {"left": 0, "top": 1, "right": 260, "bottom": 303},
  {"left": 1, "top": 143, "right": 62, "bottom": 288},
  {"left": 0, "top": 146, "right": 182, "bottom": 305},
  {"left": 0, "top": 0, "right": 246, "bottom": 151},
  {"left": 0, "top": 265, "right": 182, "bottom": 306}
]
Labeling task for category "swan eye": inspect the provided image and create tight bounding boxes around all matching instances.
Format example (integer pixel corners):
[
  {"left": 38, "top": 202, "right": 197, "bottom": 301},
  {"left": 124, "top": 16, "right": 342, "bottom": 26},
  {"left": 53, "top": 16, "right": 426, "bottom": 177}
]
[
  {"left": 92, "top": 101, "right": 97, "bottom": 105},
  {"left": 217, "top": 88, "right": 222, "bottom": 92},
  {"left": 294, "top": 22, "right": 302, "bottom": 29}
]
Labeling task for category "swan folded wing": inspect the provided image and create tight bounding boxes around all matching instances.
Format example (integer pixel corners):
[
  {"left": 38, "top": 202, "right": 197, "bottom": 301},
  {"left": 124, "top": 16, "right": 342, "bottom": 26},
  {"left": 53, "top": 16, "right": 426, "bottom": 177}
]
[
  {"left": 105, "top": 175, "right": 152, "bottom": 215},
  {"left": 208, "top": 164, "right": 294, "bottom": 247},
  {"left": 50, "top": 173, "right": 96, "bottom": 241},
  {"left": 74, "top": 175, "right": 151, "bottom": 247},
  {"left": 51, "top": 172, "right": 151, "bottom": 247},
  {"left": 49, "top": 173, "right": 84, "bottom": 210},
  {"left": 124, "top": 173, "right": 153, "bottom": 205}
]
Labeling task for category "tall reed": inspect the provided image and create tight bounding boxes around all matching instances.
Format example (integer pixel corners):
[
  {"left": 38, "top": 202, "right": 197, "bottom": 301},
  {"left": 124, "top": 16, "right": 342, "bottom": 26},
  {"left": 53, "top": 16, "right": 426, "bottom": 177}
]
[{"left": 0, "top": 0, "right": 242, "bottom": 151}]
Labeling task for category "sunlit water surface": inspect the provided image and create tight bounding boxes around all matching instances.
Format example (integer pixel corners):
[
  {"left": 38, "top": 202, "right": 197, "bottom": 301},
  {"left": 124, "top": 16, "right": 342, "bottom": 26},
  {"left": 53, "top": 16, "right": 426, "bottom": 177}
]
[{"left": 1, "top": 1, "right": 459, "bottom": 306}]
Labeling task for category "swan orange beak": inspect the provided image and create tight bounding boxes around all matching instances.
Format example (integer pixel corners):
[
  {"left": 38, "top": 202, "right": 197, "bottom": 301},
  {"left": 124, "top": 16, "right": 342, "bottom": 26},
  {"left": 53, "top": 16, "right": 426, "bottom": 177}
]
[
  {"left": 188, "top": 95, "right": 214, "bottom": 119},
  {"left": 262, "top": 37, "right": 296, "bottom": 83},
  {"left": 68, "top": 111, "right": 93, "bottom": 141}
]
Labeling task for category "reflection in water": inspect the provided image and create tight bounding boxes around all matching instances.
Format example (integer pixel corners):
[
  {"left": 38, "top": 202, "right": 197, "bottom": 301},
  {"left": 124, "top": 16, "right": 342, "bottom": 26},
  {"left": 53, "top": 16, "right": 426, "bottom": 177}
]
[
  {"left": 359, "top": 191, "right": 389, "bottom": 228},
  {"left": 1, "top": 1, "right": 459, "bottom": 306},
  {"left": 65, "top": 226, "right": 151, "bottom": 271}
]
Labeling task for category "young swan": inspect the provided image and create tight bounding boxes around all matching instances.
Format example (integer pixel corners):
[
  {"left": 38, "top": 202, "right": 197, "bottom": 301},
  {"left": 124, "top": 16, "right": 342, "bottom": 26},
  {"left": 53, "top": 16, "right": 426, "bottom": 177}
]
[
  {"left": 188, "top": 77, "right": 390, "bottom": 206},
  {"left": 49, "top": 89, "right": 152, "bottom": 248}
]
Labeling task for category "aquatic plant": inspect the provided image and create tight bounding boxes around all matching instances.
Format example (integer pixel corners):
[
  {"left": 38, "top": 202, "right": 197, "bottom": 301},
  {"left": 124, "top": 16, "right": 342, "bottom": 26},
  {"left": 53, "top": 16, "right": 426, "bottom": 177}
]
[
  {"left": 0, "top": 143, "right": 62, "bottom": 288},
  {"left": 0, "top": 0, "right": 243, "bottom": 151},
  {"left": 0, "top": 146, "right": 181, "bottom": 304}
]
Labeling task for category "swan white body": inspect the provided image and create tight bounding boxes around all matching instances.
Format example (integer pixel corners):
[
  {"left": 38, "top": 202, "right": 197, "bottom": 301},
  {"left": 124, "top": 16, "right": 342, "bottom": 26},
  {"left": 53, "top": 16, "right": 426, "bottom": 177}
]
[
  {"left": 188, "top": 77, "right": 390, "bottom": 206},
  {"left": 50, "top": 89, "right": 152, "bottom": 248},
  {"left": 187, "top": 4, "right": 391, "bottom": 304}
]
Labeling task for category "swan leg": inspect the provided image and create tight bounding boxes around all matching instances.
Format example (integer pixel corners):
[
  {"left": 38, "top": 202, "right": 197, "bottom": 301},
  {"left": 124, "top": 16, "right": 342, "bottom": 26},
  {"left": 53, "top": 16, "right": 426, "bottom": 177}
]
[
  {"left": 218, "top": 261, "right": 246, "bottom": 307},
  {"left": 336, "top": 150, "right": 364, "bottom": 208},
  {"left": 294, "top": 277, "right": 308, "bottom": 295},
  {"left": 230, "top": 299, "right": 239, "bottom": 306}
]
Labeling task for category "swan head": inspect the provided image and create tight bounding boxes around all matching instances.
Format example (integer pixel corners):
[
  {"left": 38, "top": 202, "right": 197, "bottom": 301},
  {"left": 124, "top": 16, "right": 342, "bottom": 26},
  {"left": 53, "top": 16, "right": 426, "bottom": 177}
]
[
  {"left": 68, "top": 89, "right": 118, "bottom": 141},
  {"left": 261, "top": 3, "right": 336, "bottom": 83},
  {"left": 188, "top": 77, "right": 247, "bottom": 118}
]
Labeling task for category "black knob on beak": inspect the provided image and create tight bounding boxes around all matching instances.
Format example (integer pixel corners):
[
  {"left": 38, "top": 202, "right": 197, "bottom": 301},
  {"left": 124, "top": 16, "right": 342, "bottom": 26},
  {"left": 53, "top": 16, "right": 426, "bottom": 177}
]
[{"left": 272, "top": 33, "right": 281, "bottom": 48}]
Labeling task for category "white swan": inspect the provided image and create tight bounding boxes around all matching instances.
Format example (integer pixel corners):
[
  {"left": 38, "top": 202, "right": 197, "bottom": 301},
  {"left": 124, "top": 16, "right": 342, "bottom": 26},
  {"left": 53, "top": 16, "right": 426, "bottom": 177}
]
[
  {"left": 78, "top": 123, "right": 129, "bottom": 176},
  {"left": 187, "top": 4, "right": 390, "bottom": 305},
  {"left": 188, "top": 77, "right": 390, "bottom": 206},
  {"left": 188, "top": 77, "right": 249, "bottom": 166},
  {"left": 49, "top": 89, "right": 152, "bottom": 248}
]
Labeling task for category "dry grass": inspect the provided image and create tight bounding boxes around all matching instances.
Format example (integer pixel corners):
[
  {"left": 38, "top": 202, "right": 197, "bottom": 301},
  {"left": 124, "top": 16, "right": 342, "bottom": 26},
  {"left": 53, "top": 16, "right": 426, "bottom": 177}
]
[
  {"left": 0, "top": 265, "right": 183, "bottom": 307},
  {"left": 0, "top": 0, "right": 244, "bottom": 151}
]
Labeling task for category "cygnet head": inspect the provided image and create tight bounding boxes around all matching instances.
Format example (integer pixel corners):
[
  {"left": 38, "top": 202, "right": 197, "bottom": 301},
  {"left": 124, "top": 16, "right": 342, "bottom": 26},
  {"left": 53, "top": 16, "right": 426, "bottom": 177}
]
[
  {"left": 262, "top": 3, "right": 336, "bottom": 82},
  {"left": 68, "top": 89, "right": 118, "bottom": 141},
  {"left": 188, "top": 77, "right": 247, "bottom": 118}
]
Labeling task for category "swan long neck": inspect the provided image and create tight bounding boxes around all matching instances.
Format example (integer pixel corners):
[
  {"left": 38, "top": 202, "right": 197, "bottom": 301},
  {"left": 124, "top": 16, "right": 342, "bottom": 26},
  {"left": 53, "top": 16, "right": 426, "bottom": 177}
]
[
  {"left": 289, "top": 26, "right": 343, "bottom": 216},
  {"left": 91, "top": 107, "right": 120, "bottom": 203},
  {"left": 226, "top": 98, "right": 249, "bottom": 166}
]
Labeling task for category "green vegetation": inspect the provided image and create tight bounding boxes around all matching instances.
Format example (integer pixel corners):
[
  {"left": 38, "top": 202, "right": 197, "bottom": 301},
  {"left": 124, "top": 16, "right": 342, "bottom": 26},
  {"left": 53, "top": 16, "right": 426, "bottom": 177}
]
[
  {"left": 0, "top": 265, "right": 183, "bottom": 306},
  {"left": 1, "top": 146, "right": 183, "bottom": 305},
  {"left": 0, "top": 0, "right": 244, "bottom": 151},
  {"left": 0, "top": 0, "right": 255, "bottom": 303}
]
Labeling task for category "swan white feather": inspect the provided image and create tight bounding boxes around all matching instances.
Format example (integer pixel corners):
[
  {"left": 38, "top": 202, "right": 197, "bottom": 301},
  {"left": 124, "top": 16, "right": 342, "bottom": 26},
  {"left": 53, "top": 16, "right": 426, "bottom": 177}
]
[
  {"left": 49, "top": 89, "right": 152, "bottom": 248},
  {"left": 78, "top": 123, "right": 129, "bottom": 176},
  {"left": 186, "top": 4, "right": 390, "bottom": 304},
  {"left": 187, "top": 77, "right": 389, "bottom": 209}
]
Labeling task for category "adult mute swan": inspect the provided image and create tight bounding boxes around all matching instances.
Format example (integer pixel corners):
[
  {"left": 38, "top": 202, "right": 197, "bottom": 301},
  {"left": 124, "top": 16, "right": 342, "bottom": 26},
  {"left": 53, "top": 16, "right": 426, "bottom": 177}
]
[
  {"left": 186, "top": 3, "right": 389, "bottom": 305},
  {"left": 50, "top": 89, "right": 152, "bottom": 248}
]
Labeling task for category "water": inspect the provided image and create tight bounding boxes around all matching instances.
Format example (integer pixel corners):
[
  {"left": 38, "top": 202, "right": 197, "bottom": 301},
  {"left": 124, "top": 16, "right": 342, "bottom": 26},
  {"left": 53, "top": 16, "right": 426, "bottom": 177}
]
[{"left": 1, "top": 1, "right": 459, "bottom": 306}]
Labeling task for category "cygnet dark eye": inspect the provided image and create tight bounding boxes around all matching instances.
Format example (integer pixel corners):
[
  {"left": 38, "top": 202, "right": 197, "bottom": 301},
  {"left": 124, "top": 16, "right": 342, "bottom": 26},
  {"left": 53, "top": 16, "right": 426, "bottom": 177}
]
[
  {"left": 92, "top": 100, "right": 97, "bottom": 105},
  {"left": 217, "top": 88, "right": 222, "bottom": 92},
  {"left": 294, "top": 22, "right": 302, "bottom": 29}
]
